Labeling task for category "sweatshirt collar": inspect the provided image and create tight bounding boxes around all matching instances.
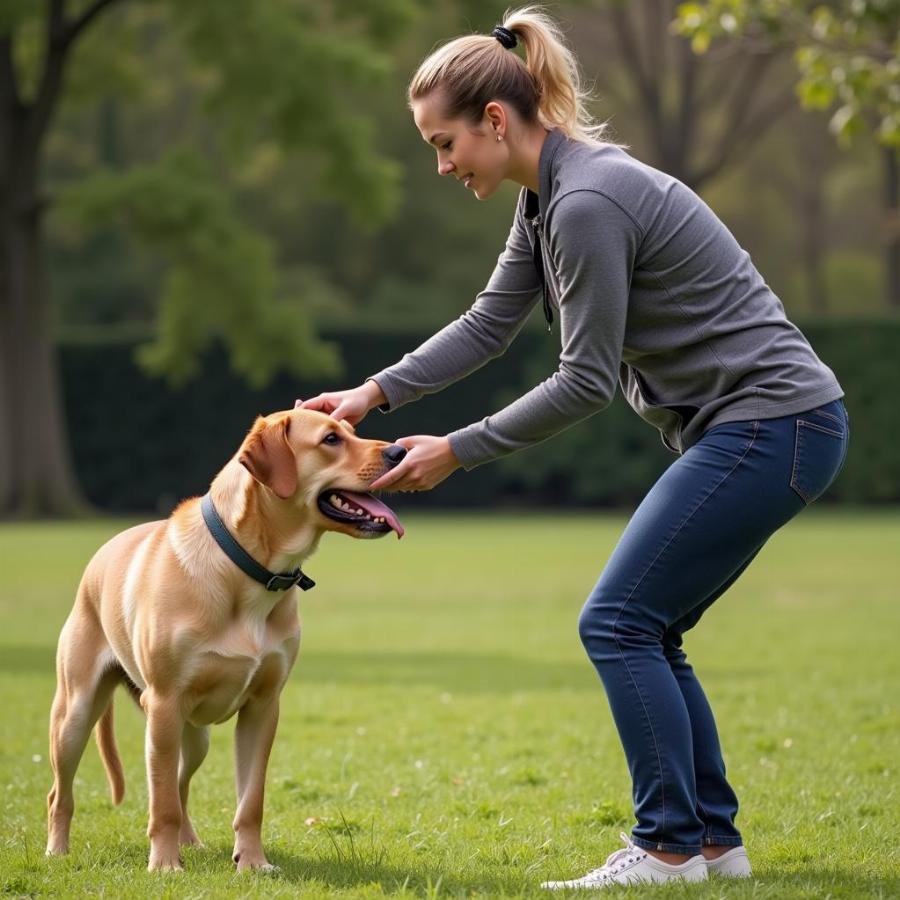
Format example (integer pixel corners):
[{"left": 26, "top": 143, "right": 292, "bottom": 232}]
[{"left": 525, "top": 128, "right": 567, "bottom": 221}]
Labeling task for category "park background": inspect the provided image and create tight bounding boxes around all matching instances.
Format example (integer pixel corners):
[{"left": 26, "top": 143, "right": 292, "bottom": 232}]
[
  {"left": 1, "top": 0, "right": 898, "bottom": 517},
  {"left": 1, "top": 2, "right": 899, "bottom": 898}
]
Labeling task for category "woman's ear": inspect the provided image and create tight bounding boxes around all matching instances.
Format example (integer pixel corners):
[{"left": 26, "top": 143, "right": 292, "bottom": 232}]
[{"left": 484, "top": 100, "right": 507, "bottom": 138}]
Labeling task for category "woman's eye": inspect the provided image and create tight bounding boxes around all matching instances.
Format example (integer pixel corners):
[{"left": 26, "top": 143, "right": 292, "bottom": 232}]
[
  {"left": 322, "top": 433, "right": 342, "bottom": 446},
  {"left": 442, "top": 141, "right": 452, "bottom": 150}
]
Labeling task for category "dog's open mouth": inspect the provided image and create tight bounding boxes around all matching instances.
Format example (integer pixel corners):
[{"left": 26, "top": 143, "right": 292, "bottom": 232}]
[{"left": 317, "top": 490, "right": 404, "bottom": 539}]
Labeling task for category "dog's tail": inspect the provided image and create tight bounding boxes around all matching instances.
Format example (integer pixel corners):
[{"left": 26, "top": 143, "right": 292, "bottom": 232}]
[{"left": 95, "top": 700, "right": 125, "bottom": 805}]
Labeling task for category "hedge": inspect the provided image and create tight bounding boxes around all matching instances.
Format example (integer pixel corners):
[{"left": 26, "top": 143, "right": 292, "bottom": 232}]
[{"left": 60, "top": 319, "right": 900, "bottom": 513}]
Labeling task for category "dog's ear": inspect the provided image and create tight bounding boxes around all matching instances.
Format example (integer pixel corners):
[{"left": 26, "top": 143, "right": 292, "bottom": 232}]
[{"left": 239, "top": 416, "right": 298, "bottom": 499}]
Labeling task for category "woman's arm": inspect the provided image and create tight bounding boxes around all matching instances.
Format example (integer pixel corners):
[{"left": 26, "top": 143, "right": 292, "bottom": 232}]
[
  {"left": 368, "top": 197, "right": 543, "bottom": 411},
  {"left": 448, "top": 191, "right": 640, "bottom": 469},
  {"left": 300, "top": 198, "right": 540, "bottom": 426},
  {"left": 369, "top": 191, "right": 641, "bottom": 493}
]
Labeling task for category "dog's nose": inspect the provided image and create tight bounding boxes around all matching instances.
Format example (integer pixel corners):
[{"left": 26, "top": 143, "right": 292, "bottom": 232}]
[{"left": 382, "top": 444, "right": 407, "bottom": 466}]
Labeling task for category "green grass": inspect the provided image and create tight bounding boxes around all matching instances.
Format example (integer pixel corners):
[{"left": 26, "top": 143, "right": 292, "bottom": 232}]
[{"left": 1, "top": 510, "right": 898, "bottom": 898}]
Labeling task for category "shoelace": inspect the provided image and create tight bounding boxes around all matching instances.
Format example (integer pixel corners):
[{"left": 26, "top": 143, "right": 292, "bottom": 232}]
[{"left": 580, "top": 833, "right": 646, "bottom": 883}]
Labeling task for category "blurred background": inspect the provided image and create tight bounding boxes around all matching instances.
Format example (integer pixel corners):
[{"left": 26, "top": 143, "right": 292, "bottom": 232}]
[{"left": 1, "top": 0, "right": 898, "bottom": 519}]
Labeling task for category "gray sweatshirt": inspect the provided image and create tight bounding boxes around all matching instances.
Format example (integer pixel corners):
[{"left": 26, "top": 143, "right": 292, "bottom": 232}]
[{"left": 370, "top": 129, "right": 843, "bottom": 469}]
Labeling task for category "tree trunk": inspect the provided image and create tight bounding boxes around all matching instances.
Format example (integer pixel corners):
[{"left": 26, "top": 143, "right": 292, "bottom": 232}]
[
  {"left": 884, "top": 147, "right": 899, "bottom": 310},
  {"left": 0, "top": 168, "right": 88, "bottom": 518},
  {"left": 0, "top": 15, "right": 88, "bottom": 518},
  {"left": 801, "top": 178, "right": 828, "bottom": 316},
  {"left": 798, "top": 124, "right": 831, "bottom": 316}
]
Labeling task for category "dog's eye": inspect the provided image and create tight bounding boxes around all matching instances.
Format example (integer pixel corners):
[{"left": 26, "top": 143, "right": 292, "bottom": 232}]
[{"left": 322, "top": 432, "right": 342, "bottom": 446}]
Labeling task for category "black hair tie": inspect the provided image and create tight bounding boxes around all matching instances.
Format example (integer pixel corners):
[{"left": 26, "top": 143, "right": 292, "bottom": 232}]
[{"left": 491, "top": 26, "right": 517, "bottom": 49}]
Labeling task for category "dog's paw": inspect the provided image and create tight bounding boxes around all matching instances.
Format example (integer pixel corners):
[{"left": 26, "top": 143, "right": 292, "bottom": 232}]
[
  {"left": 148, "top": 853, "right": 184, "bottom": 872},
  {"left": 233, "top": 850, "right": 278, "bottom": 873},
  {"left": 252, "top": 863, "right": 280, "bottom": 875},
  {"left": 179, "top": 830, "right": 204, "bottom": 847}
]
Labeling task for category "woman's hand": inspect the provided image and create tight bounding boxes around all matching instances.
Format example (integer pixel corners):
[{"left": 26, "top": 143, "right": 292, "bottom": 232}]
[
  {"left": 296, "top": 381, "right": 386, "bottom": 426},
  {"left": 369, "top": 435, "right": 461, "bottom": 493}
]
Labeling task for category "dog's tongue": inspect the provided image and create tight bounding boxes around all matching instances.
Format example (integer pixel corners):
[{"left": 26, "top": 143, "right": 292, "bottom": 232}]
[{"left": 342, "top": 491, "right": 404, "bottom": 539}]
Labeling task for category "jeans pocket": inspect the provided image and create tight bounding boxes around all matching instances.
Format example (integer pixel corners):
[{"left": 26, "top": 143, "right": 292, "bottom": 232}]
[{"left": 789, "top": 410, "right": 848, "bottom": 505}]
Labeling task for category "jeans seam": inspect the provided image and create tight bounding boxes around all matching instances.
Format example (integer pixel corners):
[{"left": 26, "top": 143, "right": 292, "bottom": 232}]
[
  {"left": 806, "top": 407, "right": 843, "bottom": 426},
  {"left": 796, "top": 419, "right": 844, "bottom": 438},
  {"left": 611, "top": 419, "right": 759, "bottom": 845},
  {"left": 790, "top": 420, "right": 845, "bottom": 504},
  {"left": 612, "top": 640, "right": 668, "bottom": 835},
  {"left": 703, "top": 834, "right": 743, "bottom": 846},
  {"left": 790, "top": 421, "right": 807, "bottom": 504},
  {"left": 632, "top": 835, "right": 702, "bottom": 855},
  {"left": 697, "top": 802, "right": 712, "bottom": 833}
]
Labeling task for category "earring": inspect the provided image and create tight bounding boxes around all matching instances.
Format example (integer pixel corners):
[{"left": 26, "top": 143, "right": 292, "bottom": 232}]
[{"left": 496, "top": 134, "right": 503, "bottom": 142}]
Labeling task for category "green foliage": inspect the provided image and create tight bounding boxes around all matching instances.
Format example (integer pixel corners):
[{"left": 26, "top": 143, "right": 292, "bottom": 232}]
[
  {"left": 60, "top": 148, "right": 342, "bottom": 387},
  {"left": 675, "top": 0, "right": 900, "bottom": 146},
  {"left": 168, "top": 0, "right": 415, "bottom": 224},
  {"left": 5, "top": 3, "right": 42, "bottom": 101},
  {"left": 1, "top": 512, "right": 899, "bottom": 896},
  {"left": 2, "top": 0, "right": 421, "bottom": 389}
]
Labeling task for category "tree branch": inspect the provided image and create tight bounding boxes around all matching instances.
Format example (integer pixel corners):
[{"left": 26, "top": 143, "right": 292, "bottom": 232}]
[
  {"left": 645, "top": 0, "right": 667, "bottom": 89},
  {"left": 23, "top": 0, "right": 68, "bottom": 160},
  {"left": 0, "top": 35, "right": 21, "bottom": 111},
  {"left": 673, "top": 33, "right": 698, "bottom": 177},
  {"left": 692, "top": 87, "right": 796, "bottom": 187},
  {"left": 610, "top": 3, "right": 657, "bottom": 114},
  {"left": 23, "top": 0, "right": 121, "bottom": 163},
  {"left": 610, "top": 2, "right": 667, "bottom": 159},
  {"left": 690, "top": 51, "right": 774, "bottom": 184},
  {"left": 65, "top": 0, "right": 121, "bottom": 47}
]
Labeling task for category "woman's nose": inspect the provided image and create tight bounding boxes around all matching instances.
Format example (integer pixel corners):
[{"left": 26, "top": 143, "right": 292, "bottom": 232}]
[{"left": 438, "top": 158, "right": 454, "bottom": 176}]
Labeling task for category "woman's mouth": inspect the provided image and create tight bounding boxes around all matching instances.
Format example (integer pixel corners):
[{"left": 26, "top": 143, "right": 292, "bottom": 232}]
[{"left": 462, "top": 173, "right": 474, "bottom": 188}]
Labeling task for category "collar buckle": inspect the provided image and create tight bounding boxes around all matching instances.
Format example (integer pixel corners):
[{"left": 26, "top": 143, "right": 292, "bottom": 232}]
[{"left": 265, "top": 568, "right": 316, "bottom": 592}]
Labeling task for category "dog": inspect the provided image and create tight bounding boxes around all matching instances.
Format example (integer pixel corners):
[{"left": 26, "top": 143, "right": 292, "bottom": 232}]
[{"left": 46, "top": 408, "right": 406, "bottom": 871}]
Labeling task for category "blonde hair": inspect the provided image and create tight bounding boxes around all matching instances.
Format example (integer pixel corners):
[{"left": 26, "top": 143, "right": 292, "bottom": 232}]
[{"left": 408, "top": 6, "right": 609, "bottom": 144}]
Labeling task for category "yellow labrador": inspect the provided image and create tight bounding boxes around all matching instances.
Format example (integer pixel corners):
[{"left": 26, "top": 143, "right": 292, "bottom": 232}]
[{"left": 46, "top": 408, "right": 405, "bottom": 871}]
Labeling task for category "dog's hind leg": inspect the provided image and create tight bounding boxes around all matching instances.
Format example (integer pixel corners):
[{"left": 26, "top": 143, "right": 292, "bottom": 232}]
[
  {"left": 178, "top": 723, "right": 210, "bottom": 846},
  {"left": 47, "top": 615, "right": 118, "bottom": 856}
]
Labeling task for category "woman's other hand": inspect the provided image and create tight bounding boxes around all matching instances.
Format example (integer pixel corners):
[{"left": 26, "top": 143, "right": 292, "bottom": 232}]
[
  {"left": 295, "top": 381, "right": 386, "bottom": 426},
  {"left": 369, "top": 435, "right": 461, "bottom": 493}
]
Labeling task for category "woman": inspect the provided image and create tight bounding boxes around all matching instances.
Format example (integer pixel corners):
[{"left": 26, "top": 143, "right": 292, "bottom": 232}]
[{"left": 299, "top": 6, "right": 848, "bottom": 889}]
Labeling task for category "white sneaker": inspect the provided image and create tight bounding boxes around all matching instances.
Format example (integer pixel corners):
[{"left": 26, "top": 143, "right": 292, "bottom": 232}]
[
  {"left": 706, "top": 845, "right": 752, "bottom": 878},
  {"left": 541, "top": 832, "right": 708, "bottom": 890}
]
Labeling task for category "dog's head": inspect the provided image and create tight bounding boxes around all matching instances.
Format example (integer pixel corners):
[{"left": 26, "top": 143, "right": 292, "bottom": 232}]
[{"left": 237, "top": 408, "right": 405, "bottom": 539}]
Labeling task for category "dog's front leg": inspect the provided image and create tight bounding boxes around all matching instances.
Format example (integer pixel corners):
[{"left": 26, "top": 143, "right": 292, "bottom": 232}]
[
  {"left": 142, "top": 690, "right": 185, "bottom": 871},
  {"left": 232, "top": 694, "right": 280, "bottom": 871}
]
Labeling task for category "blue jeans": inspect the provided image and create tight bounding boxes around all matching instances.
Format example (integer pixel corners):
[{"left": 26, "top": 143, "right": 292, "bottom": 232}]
[{"left": 578, "top": 399, "right": 849, "bottom": 855}]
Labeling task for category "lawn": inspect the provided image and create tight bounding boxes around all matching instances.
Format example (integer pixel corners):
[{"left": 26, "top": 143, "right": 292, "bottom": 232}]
[{"left": 1, "top": 510, "right": 898, "bottom": 898}]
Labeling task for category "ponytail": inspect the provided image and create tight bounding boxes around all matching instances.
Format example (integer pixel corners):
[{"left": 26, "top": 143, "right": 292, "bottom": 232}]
[{"left": 408, "top": 5, "right": 611, "bottom": 145}]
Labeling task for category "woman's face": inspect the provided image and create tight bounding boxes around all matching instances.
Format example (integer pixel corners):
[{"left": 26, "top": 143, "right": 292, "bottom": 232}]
[{"left": 412, "top": 95, "right": 507, "bottom": 200}]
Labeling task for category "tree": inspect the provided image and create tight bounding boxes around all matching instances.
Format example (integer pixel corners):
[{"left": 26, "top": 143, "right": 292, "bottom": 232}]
[
  {"left": 566, "top": 0, "right": 798, "bottom": 190},
  {"left": 675, "top": 0, "right": 900, "bottom": 307},
  {"left": 0, "top": 0, "right": 415, "bottom": 518}
]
